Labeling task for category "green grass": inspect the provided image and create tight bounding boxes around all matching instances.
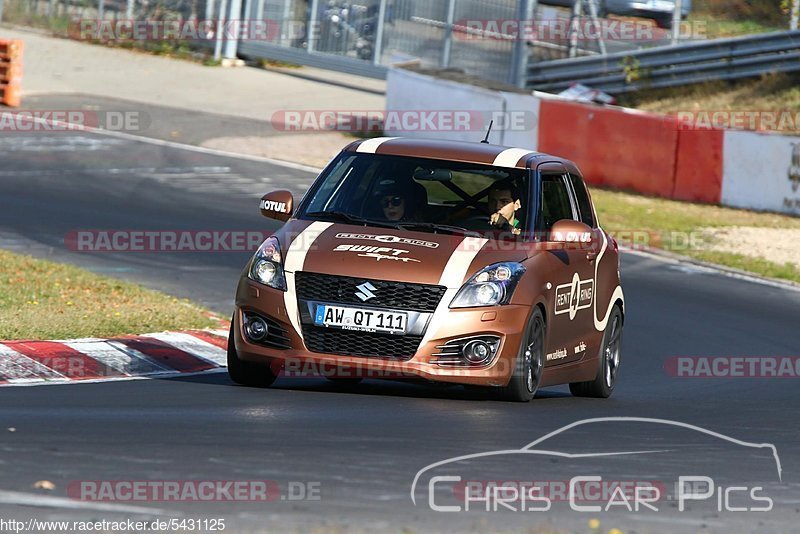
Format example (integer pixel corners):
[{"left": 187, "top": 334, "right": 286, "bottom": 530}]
[
  {"left": 592, "top": 188, "right": 800, "bottom": 284},
  {"left": 687, "top": 13, "right": 782, "bottom": 39},
  {"left": 692, "top": 251, "right": 800, "bottom": 282},
  {"left": 0, "top": 250, "right": 217, "bottom": 340}
]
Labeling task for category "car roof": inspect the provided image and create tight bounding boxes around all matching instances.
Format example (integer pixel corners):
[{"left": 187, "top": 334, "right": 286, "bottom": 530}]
[{"left": 343, "top": 137, "right": 578, "bottom": 171}]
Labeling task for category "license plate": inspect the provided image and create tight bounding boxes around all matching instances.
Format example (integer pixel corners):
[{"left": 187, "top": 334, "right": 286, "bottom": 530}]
[{"left": 314, "top": 305, "right": 407, "bottom": 334}]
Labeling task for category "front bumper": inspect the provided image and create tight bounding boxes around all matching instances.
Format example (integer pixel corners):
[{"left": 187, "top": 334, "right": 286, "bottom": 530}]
[{"left": 234, "top": 278, "right": 532, "bottom": 387}]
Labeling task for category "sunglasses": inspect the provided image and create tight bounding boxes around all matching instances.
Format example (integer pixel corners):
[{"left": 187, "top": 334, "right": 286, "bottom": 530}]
[{"left": 381, "top": 196, "right": 404, "bottom": 208}]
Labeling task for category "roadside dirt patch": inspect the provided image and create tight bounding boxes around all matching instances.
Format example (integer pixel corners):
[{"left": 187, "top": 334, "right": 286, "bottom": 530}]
[{"left": 701, "top": 226, "right": 800, "bottom": 267}]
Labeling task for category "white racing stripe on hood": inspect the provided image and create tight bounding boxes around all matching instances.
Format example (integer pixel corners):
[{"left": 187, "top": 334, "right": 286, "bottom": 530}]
[
  {"left": 355, "top": 137, "right": 400, "bottom": 153},
  {"left": 419, "top": 237, "right": 489, "bottom": 347},
  {"left": 492, "top": 148, "right": 534, "bottom": 168},
  {"left": 283, "top": 221, "right": 333, "bottom": 341}
]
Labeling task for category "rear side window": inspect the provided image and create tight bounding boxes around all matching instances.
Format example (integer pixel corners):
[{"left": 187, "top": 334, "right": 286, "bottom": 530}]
[
  {"left": 539, "top": 173, "right": 575, "bottom": 230},
  {"left": 569, "top": 173, "right": 595, "bottom": 227}
]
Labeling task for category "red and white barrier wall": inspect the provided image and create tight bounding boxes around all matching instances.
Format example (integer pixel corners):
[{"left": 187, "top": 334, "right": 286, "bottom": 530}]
[{"left": 386, "top": 68, "right": 799, "bottom": 216}]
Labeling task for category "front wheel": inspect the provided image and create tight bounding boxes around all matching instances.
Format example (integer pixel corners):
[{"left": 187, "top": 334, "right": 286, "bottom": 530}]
[
  {"left": 227, "top": 322, "right": 279, "bottom": 388},
  {"left": 569, "top": 306, "right": 622, "bottom": 398},
  {"left": 498, "top": 309, "right": 545, "bottom": 402}
]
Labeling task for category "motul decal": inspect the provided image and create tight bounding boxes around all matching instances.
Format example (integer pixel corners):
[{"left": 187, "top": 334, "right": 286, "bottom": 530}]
[
  {"left": 552, "top": 231, "right": 592, "bottom": 243},
  {"left": 555, "top": 273, "right": 594, "bottom": 320},
  {"left": 260, "top": 199, "right": 287, "bottom": 213}
]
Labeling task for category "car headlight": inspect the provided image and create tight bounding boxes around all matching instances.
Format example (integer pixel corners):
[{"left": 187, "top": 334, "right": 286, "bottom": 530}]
[
  {"left": 248, "top": 236, "right": 286, "bottom": 291},
  {"left": 449, "top": 262, "right": 526, "bottom": 308}
]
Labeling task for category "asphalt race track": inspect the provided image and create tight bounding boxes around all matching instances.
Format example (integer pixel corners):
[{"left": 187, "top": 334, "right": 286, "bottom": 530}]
[{"left": 1, "top": 128, "right": 799, "bottom": 533}]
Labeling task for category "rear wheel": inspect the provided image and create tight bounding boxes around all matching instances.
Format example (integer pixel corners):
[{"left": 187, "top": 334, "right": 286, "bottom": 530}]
[
  {"left": 227, "top": 322, "right": 279, "bottom": 388},
  {"left": 498, "top": 309, "right": 545, "bottom": 402},
  {"left": 569, "top": 306, "right": 622, "bottom": 398}
]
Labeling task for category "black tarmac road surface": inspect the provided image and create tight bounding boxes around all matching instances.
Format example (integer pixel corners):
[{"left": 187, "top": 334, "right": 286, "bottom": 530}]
[{"left": 1, "top": 127, "right": 799, "bottom": 533}]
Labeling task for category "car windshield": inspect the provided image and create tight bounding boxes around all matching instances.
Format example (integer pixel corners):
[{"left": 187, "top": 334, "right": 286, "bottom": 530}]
[{"left": 298, "top": 153, "right": 530, "bottom": 239}]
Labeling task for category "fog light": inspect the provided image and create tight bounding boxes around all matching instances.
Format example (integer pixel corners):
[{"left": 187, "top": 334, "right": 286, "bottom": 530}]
[
  {"left": 245, "top": 316, "right": 269, "bottom": 342},
  {"left": 463, "top": 340, "right": 491, "bottom": 364}
]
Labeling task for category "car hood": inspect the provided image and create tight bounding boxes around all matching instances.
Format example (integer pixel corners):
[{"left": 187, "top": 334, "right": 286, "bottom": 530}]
[{"left": 275, "top": 220, "right": 529, "bottom": 288}]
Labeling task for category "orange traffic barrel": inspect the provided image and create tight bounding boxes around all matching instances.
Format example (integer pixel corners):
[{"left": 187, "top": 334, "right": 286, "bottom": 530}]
[{"left": 0, "top": 40, "right": 23, "bottom": 107}]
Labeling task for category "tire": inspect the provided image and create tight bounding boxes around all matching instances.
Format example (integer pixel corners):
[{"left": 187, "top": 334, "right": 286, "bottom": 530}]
[
  {"left": 569, "top": 306, "right": 622, "bottom": 398},
  {"left": 497, "top": 308, "right": 545, "bottom": 402},
  {"left": 227, "top": 322, "right": 279, "bottom": 388}
]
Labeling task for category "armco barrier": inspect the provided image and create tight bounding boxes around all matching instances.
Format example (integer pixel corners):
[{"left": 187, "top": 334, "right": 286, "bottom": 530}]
[
  {"left": 537, "top": 99, "right": 679, "bottom": 198},
  {"left": 0, "top": 39, "right": 23, "bottom": 108}
]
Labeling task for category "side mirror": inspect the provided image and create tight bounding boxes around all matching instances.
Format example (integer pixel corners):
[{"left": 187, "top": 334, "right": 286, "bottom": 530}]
[
  {"left": 549, "top": 219, "right": 594, "bottom": 246},
  {"left": 259, "top": 190, "right": 293, "bottom": 222}
]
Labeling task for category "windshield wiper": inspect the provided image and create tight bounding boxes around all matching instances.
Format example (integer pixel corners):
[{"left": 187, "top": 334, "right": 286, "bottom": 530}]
[
  {"left": 392, "top": 222, "right": 478, "bottom": 236},
  {"left": 305, "top": 211, "right": 397, "bottom": 229}
]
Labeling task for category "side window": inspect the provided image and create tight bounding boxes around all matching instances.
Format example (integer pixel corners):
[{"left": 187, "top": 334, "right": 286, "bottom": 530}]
[
  {"left": 569, "top": 173, "right": 595, "bottom": 227},
  {"left": 539, "top": 173, "right": 576, "bottom": 231}
]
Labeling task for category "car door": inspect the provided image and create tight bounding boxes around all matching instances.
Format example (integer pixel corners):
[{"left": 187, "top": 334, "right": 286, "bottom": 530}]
[{"left": 536, "top": 163, "right": 597, "bottom": 366}]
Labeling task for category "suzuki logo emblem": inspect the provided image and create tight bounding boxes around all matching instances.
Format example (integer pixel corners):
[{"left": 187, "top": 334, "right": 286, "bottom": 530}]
[
  {"left": 790, "top": 143, "right": 800, "bottom": 193},
  {"left": 355, "top": 282, "right": 377, "bottom": 302}
]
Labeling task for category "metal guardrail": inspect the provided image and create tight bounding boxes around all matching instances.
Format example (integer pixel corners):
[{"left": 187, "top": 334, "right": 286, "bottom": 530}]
[{"left": 526, "top": 30, "right": 800, "bottom": 94}]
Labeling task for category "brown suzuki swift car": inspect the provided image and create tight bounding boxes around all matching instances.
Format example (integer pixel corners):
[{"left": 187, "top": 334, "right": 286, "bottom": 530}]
[{"left": 228, "top": 137, "right": 624, "bottom": 401}]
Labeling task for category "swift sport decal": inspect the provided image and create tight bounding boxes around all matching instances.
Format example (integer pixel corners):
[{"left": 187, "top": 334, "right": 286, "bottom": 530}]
[
  {"left": 360, "top": 253, "right": 420, "bottom": 263},
  {"left": 554, "top": 273, "right": 594, "bottom": 321},
  {"left": 334, "top": 244, "right": 421, "bottom": 263},
  {"left": 335, "top": 233, "right": 440, "bottom": 249}
]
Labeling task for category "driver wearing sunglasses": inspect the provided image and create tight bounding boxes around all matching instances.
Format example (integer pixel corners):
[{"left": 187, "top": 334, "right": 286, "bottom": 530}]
[{"left": 381, "top": 193, "right": 406, "bottom": 221}]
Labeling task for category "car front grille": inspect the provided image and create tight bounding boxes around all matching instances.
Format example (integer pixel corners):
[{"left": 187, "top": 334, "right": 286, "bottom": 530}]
[
  {"left": 294, "top": 272, "right": 446, "bottom": 313},
  {"left": 302, "top": 326, "right": 422, "bottom": 361}
]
